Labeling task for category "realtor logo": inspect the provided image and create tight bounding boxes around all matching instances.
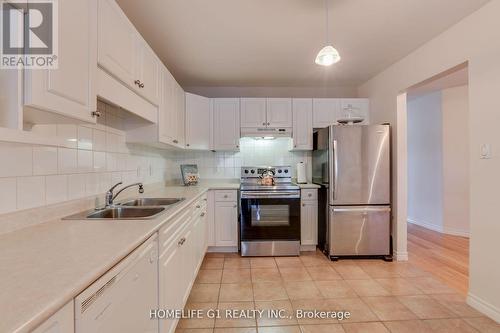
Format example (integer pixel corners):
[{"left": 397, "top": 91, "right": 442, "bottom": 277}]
[{"left": 1, "top": 0, "right": 58, "bottom": 68}]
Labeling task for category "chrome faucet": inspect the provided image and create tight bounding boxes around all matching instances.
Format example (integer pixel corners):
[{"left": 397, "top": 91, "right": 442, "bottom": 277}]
[{"left": 105, "top": 182, "right": 144, "bottom": 207}]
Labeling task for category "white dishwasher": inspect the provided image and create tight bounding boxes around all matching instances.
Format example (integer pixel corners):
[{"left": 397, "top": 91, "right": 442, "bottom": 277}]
[{"left": 75, "top": 234, "right": 158, "bottom": 333}]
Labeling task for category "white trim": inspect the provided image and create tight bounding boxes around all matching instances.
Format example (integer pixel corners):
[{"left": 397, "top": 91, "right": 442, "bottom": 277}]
[
  {"left": 300, "top": 245, "right": 317, "bottom": 252},
  {"left": 467, "top": 292, "right": 500, "bottom": 323},
  {"left": 207, "top": 246, "right": 238, "bottom": 253},
  {"left": 395, "top": 251, "right": 408, "bottom": 261},
  {"left": 408, "top": 218, "right": 469, "bottom": 237}
]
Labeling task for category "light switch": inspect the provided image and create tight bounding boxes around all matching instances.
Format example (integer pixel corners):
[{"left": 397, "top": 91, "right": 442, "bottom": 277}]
[{"left": 480, "top": 144, "right": 492, "bottom": 159}]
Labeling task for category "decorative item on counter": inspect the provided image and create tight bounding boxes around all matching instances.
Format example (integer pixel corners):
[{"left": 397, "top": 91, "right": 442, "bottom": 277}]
[
  {"left": 259, "top": 169, "right": 275, "bottom": 186},
  {"left": 296, "top": 162, "right": 307, "bottom": 184},
  {"left": 180, "top": 164, "right": 199, "bottom": 186}
]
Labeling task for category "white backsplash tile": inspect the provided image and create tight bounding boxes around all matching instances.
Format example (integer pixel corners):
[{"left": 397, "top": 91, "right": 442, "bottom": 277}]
[
  {"left": 0, "top": 178, "right": 17, "bottom": 214},
  {"left": 93, "top": 152, "right": 106, "bottom": 172},
  {"left": 77, "top": 126, "right": 93, "bottom": 150},
  {"left": 57, "top": 124, "right": 78, "bottom": 149},
  {"left": 33, "top": 147, "right": 58, "bottom": 175},
  {"left": 0, "top": 144, "right": 33, "bottom": 177},
  {"left": 45, "top": 175, "right": 68, "bottom": 204},
  {"left": 58, "top": 148, "right": 78, "bottom": 174},
  {"left": 92, "top": 129, "right": 106, "bottom": 152},
  {"left": 67, "top": 174, "right": 86, "bottom": 200},
  {"left": 77, "top": 150, "right": 93, "bottom": 173},
  {"left": 17, "top": 176, "right": 45, "bottom": 210}
]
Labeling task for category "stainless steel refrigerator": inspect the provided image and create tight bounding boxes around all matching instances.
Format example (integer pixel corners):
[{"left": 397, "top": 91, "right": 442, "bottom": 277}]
[{"left": 312, "top": 125, "right": 392, "bottom": 260}]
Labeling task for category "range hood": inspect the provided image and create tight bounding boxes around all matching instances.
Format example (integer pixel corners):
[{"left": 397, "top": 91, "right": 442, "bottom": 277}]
[{"left": 240, "top": 127, "right": 292, "bottom": 138}]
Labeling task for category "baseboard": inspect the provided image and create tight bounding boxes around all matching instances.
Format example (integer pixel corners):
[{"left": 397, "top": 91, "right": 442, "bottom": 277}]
[
  {"left": 207, "top": 246, "right": 238, "bottom": 253},
  {"left": 467, "top": 292, "right": 500, "bottom": 323},
  {"left": 300, "top": 245, "right": 317, "bottom": 252},
  {"left": 407, "top": 218, "right": 470, "bottom": 237},
  {"left": 395, "top": 251, "right": 408, "bottom": 261}
]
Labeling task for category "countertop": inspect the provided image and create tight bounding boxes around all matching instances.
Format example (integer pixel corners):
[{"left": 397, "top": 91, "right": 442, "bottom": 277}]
[{"left": 0, "top": 181, "right": 238, "bottom": 333}]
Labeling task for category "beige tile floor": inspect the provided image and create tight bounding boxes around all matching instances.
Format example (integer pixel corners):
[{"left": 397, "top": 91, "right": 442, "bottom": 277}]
[{"left": 175, "top": 251, "right": 500, "bottom": 333}]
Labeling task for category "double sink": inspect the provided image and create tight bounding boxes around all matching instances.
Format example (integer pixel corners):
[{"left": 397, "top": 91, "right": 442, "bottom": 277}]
[{"left": 64, "top": 198, "right": 185, "bottom": 220}]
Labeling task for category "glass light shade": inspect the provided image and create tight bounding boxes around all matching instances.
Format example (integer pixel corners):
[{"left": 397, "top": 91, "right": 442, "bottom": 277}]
[{"left": 315, "top": 45, "right": 341, "bottom": 66}]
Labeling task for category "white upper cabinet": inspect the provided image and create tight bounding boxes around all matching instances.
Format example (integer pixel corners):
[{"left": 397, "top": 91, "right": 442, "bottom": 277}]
[
  {"left": 174, "top": 81, "right": 186, "bottom": 147},
  {"left": 24, "top": 0, "right": 97, "bottom": 124},
  {"left": 98, "top": 0, "right": 137, "bottom": 88},
  {"left": 185, "top": 93, "right": 211, "bottom": 150},
  {"left": 136, "top": 42, "right": 160, "bottom": 105},
  {"left": 291, "top": 99, "right": 313, "bottom": 150},
  {"left": 339, "top": 98, "right": 370, "bottom": 124},
  {"left": 240, "top": 98, "right": 266, "bottom": 127},
  {"left": 98, "top": 0, "right": 159, "bottom": 106},
  {"left": 158, "top": 69, "right": 184, "bottom": 148},
  {"left": 213, "top": 98, "right": 240, "bottom": 151},
  {"left": 240, "top": 98, "right": 292, "bottom": 128},
  {"left": 312, "top": 98, "right": 340, "bottom": 128},
  {"left": 266, "top": 98, "right": 292, "bottom": 127}
]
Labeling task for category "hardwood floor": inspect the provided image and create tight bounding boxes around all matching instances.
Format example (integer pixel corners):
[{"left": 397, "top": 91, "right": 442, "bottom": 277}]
[{"left": 407, "top": 223, "right": 469, "bottom": 295}]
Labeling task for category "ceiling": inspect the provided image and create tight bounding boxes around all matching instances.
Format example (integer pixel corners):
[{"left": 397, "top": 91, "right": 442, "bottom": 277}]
[{"left": 116, "top": 0, "right": 489, "bottom": 88}]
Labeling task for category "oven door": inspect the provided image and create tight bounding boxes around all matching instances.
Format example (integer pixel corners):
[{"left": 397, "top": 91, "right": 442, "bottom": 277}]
[{"left": 240, "top": 191, "right": 300, "bottom": 241}]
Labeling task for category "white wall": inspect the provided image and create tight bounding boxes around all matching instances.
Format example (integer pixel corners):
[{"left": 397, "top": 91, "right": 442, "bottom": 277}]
[
  {"left": 407, "top": 86, "right": 470, "bottom": 237},
  {"left": 442, "top": 85, "right": 470, "bottom": 236},
  {"left": 407, "top": 92, "right": 443, "bottom": 231},
  {"left": 358, "top": 0, "right": 500, "bottom": 321}
]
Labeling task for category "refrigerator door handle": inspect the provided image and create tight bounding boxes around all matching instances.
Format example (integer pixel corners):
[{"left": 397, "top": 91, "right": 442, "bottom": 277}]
[
  {"left": 332, "top": 139, "right": 338, "bottom": 200},
  {"left": 332, "top": 206, "right": 391, "bottom": 213}
]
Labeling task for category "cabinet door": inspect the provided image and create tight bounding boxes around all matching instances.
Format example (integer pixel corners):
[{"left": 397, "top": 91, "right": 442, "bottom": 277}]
[
  {"left": 206, "top": 190, "right": 216, "bottom": 247},
  {"left": 312, "top": 98, "right": 340, "bottom": 128},
  {"left": 159, "top": 69, "right": 177, "bottom": 146},
  {"left": 159, "top": 240, "right": 182, "bottom": 333},
  {"left": 32, "top": 301, "right": 74, "bottom": 333},
  {"left": 215, "top": 201, "right": 238, "bottom": 247},
  {"left": 291, "top": 98, "right": 313, "bottom": 150},
  {"left": 136, "top": 42, "right": 159, "bottom": 105},
  {"left": 24, "top": 0, "right": 97, "bottom": 123},
  {"left": 339, "top": 98, "right": 370, "bottom": 124},
  {"left": 267, "top": 98, "right": 292, "bottom": 127},
  {"left": 98, "top": 0, "right": 137, "bottom": 88},
  {"left": 301, "top": 201, "right": 318, "bottom": 246},
  {"left": 240, "top": 98, "right": 266, "bottom": 127},
  {"left": 186, "top": 93, "right": 211, "bottom": 149},
  {"left": 175, "top": 82, "right": 186, "bottom": 147},
  {"left": 213, "top": 98, "right": 240, "bottom": 151}
]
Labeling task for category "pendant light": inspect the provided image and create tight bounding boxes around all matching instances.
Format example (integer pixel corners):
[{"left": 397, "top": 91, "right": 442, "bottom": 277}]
[{"left": 315, "top": 0, "right": 341, "bottom": 66}]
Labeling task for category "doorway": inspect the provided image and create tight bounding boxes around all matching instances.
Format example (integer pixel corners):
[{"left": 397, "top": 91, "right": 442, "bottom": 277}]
[{"left": 402, "top": 63, "right": 470, "bottom": 294}]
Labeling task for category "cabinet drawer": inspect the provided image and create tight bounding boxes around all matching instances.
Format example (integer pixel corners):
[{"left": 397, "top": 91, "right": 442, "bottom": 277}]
[
  {"left": 160, "top": 208, "right": 192, "bottom": 250},
  {"left": 214, "top": 190, "right": 237, "bottom": 202},
  {"left": 301, "top": 189, "right": 318, "bottom": 201}
]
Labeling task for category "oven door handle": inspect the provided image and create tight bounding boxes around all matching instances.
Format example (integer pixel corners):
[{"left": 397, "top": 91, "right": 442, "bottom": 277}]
[{"left": 241, "top": 191, "right": 300, "bottom": 199}]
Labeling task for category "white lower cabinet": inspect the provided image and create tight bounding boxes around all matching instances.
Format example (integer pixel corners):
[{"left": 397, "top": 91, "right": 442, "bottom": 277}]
[
  {"left": 301, "top": 189, "right": 318, "bottom": 247},
  {"left": 159, "top": 195, "right": 207, "bottom": 333},
  {"left": 32, "top": 301, "right": 74, "bottom": 333},
  {"left": 214, "top": 190, "right": 239, "bottom": 247}
]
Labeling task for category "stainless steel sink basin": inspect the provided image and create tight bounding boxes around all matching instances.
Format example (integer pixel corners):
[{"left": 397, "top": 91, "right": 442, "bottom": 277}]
[
  {"left": 63, "top": 207, "right": 165, "bottom": 220},
  {"left": 120, "top": 198, "right": 185, "bottom": 207}
]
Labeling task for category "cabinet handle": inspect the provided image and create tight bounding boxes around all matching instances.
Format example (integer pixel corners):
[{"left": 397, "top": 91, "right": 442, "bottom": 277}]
[
  {"left": 233, "top": 204, "right": 237, "bottom": 208},
  {"left": 267, "top": 122, "right": 270, "bottom": 125},
  {"left": 91, "top": 110, "right": 102, "bottom": 118},
  {"left": 308, "top": 193, "right": 312, "bottom": 197},
  {"left": 134, "top": 79, "right": 141, "bottom": 86},
  {"left": 196, "top": 205, "right": 201, "bottom": 208},
  {"left": 178, "top": 237, "right": 186, "bottom": 246},
  {"left": 200, "top": 212, "right": 205, "bottom": 217},
  {"left": 262, "top": 122, "right": 266, "bottom": 126},
  {"left": 203, "top": 198, "right": 207, "bottom": 201},
  {"left": 294, "top": 144, "right": 297, "bottom": 148},
  {"left": 173, "top": 139, "right": 179, "bottom": 144},
  {"left": 302, "top": 203, "right": 305, "bottom": 207},
  {"left": 236, "top": 145, "right": 239, "bottom": 149},
  {"left": 139, "top": 82, "right": 145, "bottom": 88},
  {"left": 224, "top": 195, "right": 228, "bottom": 198},
  {"left": 186, "top": 143, "right": 190, "bottom": 147}
]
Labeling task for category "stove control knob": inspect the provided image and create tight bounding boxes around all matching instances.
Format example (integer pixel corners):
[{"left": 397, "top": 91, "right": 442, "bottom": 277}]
[
  {"left": 250, "top": 170, "right": 255, "bottom": 174},
  {"left": 277, "top": 169, "right": 282, "bottom": 173},
  {"left": 284, "top": 169, "right": 289, "bottom": 173},
  {"left": 244, "top": 169, "right": 249, "bottom": 174}
]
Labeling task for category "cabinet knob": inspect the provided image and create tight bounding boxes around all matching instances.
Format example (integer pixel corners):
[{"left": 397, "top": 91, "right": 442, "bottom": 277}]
[
  {"left": 91, "top": 110, "right": 102, "bottom": 118},
  {"left": 139, "top": 82, "right": 145, "bottom": 88},
  {"left": 267, "top": 122, "right": 270, "bottom": 125},
  {"left": 224, "top": 195, "right": 228, "bottom": 198},
  {"left": 236, "top": 145, "right": 239, "bottom": 149},
  {"left": 233, "top": 204, "right": 237, "bottom": 208},
  {"left": 173, "top": 139, "right": 179, "bottom": 144},
  {"left": 302, "top": 203, "right": 305, "bottom": 207},
  {"left": 262, "top": 122, "right": 266, "bottom": 126},
  {"left": 294, "top": 144, "right": 297, "bottom": 148},
  {"left": 200, "top": 212, "right": 205, "bottom": 217},
  {"left": 196, "top": 205, "right": 201, "bottom": 208},
  {"left": 186, "top": 143, "right": 190, "bottom": 147},
  {"left": 308, "top": 193, "right": 312, "bottom": 197}
]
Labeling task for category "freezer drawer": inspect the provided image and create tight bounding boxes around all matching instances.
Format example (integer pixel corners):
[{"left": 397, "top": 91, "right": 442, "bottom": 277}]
[{"left": 329, "top": 206, "right": 390, "bottom": 256}]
